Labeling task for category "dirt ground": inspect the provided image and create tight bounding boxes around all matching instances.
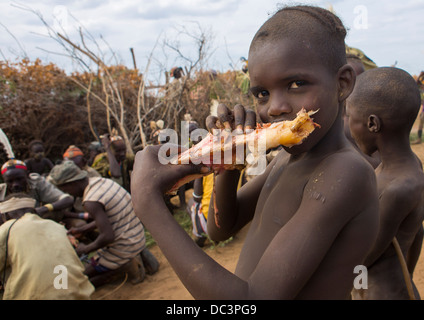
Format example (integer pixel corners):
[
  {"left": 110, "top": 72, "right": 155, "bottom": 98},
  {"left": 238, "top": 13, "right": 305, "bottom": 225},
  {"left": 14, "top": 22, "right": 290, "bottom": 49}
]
[
  {"left": 92, "top": 122, "right": 424, "bottom": 301},
  {"left": 92, "top": 207, "right": 249, "bottom": 300}
]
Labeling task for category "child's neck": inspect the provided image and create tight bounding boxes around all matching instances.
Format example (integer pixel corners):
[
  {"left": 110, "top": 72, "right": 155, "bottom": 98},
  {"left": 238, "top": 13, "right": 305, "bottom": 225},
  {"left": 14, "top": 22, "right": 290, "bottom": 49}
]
[
  {"left": 377, "top": 135, "right": 416, "bottom": 169},
  {"left": 308, "top": 115, "right": 348, "bottom": 157}
]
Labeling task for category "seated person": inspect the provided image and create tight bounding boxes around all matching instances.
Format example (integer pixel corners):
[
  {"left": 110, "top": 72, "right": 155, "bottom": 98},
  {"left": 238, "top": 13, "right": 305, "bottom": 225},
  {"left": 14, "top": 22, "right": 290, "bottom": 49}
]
[
  {"left": 24, "top": 140, "right": 54, "bottom": 176},
  {"left": 63, "top": 145, "right": 100, "bottom": 178},
  {"left": 0, "top": 193, "right": 94, "bottom": 299},
  {"left": 61, "top": 145, "right": 102, "bottom": 228},
  {"left": 0, "top": 159, "right": 74, "bottom": 224},
  {"left": 49, "top": 161, "right": 158, "bottom": 287},
  {"left": 92, "top": 134, "right": 134, "bottom": 193},
  {"left": 87, "top": 141, "right": 103, "bottom": 167}
]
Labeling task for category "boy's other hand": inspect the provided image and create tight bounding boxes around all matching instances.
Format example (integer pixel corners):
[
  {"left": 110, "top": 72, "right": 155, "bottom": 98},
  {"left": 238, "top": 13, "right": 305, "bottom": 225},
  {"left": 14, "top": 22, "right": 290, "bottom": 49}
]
[
  {"left": 206, "top": 104, "right": 256, "bottom": 135},
  {"left": 131, "top": 145, "right": 210, "bottom": 200}
]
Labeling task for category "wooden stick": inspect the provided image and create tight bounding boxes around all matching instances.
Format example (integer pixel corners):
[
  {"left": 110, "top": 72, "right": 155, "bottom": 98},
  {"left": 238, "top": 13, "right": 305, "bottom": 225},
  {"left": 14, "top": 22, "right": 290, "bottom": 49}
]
[{"left": 392, "top": 237, "right": 417, "bottom": 300}]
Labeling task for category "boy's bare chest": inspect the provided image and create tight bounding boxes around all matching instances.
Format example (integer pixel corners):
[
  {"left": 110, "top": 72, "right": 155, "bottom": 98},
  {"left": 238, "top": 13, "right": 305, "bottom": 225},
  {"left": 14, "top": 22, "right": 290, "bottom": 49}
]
[
  {"left": 236, "top": 159, "right": 315, "bottom": 278},
  {"left": 254, "top": 160, "right": 313, "bottom": 230}
]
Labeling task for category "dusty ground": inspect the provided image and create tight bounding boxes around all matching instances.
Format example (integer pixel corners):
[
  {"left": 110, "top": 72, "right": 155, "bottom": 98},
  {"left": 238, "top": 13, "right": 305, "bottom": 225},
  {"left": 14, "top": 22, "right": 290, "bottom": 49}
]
[
  {"left": 92, "top": 208, "right": 249, "bottom": 300},
  {"left": 92, "top": 122, "right": 424, "bottom": 301}
]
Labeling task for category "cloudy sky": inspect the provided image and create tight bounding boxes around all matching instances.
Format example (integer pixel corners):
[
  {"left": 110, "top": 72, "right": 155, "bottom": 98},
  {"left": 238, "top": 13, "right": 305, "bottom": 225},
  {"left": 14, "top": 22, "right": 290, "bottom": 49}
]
[{"left": 1, "top": 0, "right": 424, "bottom": 82}]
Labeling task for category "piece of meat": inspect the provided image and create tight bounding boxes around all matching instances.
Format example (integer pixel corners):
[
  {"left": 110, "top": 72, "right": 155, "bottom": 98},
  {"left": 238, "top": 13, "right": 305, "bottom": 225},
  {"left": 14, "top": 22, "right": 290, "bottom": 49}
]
[
  {"left": 169, "top": 108, "right": 319, "bottom": 189},
  {"left": 168, "top": 108, "right": 320, "bottom": 227}
]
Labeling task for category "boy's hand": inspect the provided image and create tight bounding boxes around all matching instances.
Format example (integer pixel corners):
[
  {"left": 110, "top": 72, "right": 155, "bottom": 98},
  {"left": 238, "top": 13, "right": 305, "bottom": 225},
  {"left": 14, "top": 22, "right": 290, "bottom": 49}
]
[
  {"left": 35, "top": 205, "right": 49, "bottom": 216},
  {"left": 100, "top": 134, "right": 112, "bottom": 149},
  {"left": 67, "top": 226, "right": 83, "bottom": 238},
  {"left": 131, "top": 145, "right": 210, "bottom": 204},
  {"left": 205, "top": 104, "right": 257, "bottom": 135},
  {"left": 75, "top": 242, "right": 88, "bottom": 256}
]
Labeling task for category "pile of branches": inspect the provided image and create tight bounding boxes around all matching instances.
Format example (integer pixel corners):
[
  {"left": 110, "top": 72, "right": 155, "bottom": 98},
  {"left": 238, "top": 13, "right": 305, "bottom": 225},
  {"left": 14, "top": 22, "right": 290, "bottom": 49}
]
[
  {"left": 0, "top": 7, "right": 254, "bottom": 163},
  {"left": 0, "top": 58, "right": 253, "bottom": 164}
]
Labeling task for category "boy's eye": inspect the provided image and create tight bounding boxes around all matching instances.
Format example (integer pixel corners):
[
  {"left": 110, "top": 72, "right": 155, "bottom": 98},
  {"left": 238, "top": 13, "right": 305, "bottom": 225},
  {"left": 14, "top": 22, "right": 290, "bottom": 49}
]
[
  {"left": 257, "top": 90, "right": 269, "bottom": 99},
  {"left": 289, "top": 80, "right": 306, "bottom": 89}
]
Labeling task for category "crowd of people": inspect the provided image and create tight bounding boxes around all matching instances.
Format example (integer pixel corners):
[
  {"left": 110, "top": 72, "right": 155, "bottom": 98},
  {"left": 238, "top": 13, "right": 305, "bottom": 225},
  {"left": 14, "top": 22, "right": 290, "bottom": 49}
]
[
  {"left": 0, "top": 133, "right": 160, "bottom": 299},
  {"left": 1, "top": 4, "right": 424, "bottom": 301}
]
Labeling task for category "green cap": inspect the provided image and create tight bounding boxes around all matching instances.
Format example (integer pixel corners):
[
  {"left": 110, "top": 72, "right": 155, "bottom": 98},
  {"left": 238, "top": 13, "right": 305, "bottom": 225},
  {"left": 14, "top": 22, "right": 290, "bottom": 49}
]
[{"left": 49, "top": 160, "right": 88, "bottom": 186}]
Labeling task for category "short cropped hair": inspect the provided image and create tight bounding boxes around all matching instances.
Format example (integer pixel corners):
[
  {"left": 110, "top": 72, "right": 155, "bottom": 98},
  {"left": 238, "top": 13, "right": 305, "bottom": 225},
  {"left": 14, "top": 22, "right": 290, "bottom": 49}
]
[
  {"left": 350, "top": 67, "right": 421, "bottom": 133},
  {"left": 250, "top": 5, "right": 347, "bottom": 73}
]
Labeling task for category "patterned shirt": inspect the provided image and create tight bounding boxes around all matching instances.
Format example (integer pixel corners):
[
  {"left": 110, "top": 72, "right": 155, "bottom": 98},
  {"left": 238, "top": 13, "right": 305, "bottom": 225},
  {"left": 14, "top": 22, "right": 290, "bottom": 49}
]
[{"left": 82, "top": 177, "right": 145, "bottom": 270}]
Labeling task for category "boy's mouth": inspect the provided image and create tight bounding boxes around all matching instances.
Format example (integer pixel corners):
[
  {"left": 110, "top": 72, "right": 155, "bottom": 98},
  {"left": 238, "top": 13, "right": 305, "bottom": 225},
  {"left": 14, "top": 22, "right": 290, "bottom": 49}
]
[{"left": 271, "top": 117, "right": 294, "bottom": 124}]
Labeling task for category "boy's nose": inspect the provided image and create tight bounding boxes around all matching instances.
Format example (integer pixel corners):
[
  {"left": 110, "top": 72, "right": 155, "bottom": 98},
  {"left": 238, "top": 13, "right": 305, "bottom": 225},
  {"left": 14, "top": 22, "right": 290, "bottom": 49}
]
[{"left": 267, "top": 97, "right": 292, "bottom": 117}]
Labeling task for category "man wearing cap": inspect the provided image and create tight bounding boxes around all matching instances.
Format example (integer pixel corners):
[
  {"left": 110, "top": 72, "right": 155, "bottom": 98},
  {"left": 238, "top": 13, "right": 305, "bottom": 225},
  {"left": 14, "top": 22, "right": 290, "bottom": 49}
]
[
  {"left": 0, "top": 159, "right": 74, "bottom": 223},
  {"left": 61, "top": 145, "right": 101, "bottom": 221},
  {"left": 49, "top": 160, "right": 158, "bottom": 287},
  {"left": 63, "top": 145, "right": 100, "bottom": 178},
  {"left": 0, "top": 193, "right": 94, "bottom": 299}
]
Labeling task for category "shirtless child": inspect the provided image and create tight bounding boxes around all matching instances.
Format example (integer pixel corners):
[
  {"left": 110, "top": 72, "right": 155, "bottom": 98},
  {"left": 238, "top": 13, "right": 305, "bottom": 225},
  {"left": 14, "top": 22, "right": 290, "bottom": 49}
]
[
  {"left": 25, "top": 140, "right": 54, "bottom": 176},
  {"left": 347, "top": 67, "right": 424, "bottom": 300},
  {"left": 131, "top": 5, "right": 379, "bottom": 299}
]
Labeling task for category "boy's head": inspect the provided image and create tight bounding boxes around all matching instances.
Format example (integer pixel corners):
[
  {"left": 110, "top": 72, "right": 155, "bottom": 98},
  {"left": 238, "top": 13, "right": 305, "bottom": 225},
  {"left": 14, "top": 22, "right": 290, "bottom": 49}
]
[
  {"left": 248, "top": 5, "right": 354, "bottom": 153},
  {"left": 250, "top": 5, "right": 347, "bottom": 74},
  {"left": 170, "top": 67, "right": 183, "bottom": 79},
  {"left": 346, "top": 67, "right": 421, "bottom": 155},
  {"left": 88, "top": 141, "right": 102, "bottom": 160},
  {"left": 28, "top": 140, "right": 45, "bottom": 160},
  {"left": 346, "top": 54, "right": 365, "bottom": 76}
]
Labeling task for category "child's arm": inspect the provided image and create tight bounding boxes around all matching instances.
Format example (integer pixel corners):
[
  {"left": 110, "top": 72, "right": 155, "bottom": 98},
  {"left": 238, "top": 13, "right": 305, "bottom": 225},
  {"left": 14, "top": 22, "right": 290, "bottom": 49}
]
[
  {"left": 204, "top": 103, "right": 270, "bottom": 240},
  {"left": 44, "top": 158, "right": 54, "bottom": 171},
  {"left": 206, "top": 155, "right": 276, "bottom": 241},
  {"left": 101, "top": 135, "right": 121, "bottom": 178},
  {"left": 68, "top": 221, "right": 97, "bottom": 236},
  {"left": 131, "top": 149, "right": 378, "bottom": 299},
  {"left": 75, "top": 201, "right": 114, "bottom": 255},
  {"left": 35, "top": 195, "right": 74, "bottom": 217}
]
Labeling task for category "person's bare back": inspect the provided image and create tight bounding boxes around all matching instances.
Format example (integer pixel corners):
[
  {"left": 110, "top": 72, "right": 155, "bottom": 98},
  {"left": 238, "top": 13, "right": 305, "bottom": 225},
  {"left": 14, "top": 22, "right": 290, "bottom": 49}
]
[{"left": 347, "top": 67, "right": 424, "bottom": 299}]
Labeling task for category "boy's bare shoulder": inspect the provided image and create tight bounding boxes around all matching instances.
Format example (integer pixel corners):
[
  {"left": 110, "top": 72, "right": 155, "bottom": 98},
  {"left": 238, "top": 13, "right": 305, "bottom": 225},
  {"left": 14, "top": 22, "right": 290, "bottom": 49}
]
[
  {"left": 316, "top": 147, "right": 376, "bottom": 183},
  {"left": 380, "top": 171, "right": 424, "bottom": 207},
  {"left": 304, "top": 148, "right": 377, "bottom": 216}
]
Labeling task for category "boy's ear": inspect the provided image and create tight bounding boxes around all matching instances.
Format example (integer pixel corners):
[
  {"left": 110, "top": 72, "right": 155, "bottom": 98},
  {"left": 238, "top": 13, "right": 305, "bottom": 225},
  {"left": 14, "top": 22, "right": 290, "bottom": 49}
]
[
  {"left": 337, "top": 64, "right": 356, "bottom": 102},
  {"left": 367, "top": 114, "right": 381, "bottom": 133}
]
